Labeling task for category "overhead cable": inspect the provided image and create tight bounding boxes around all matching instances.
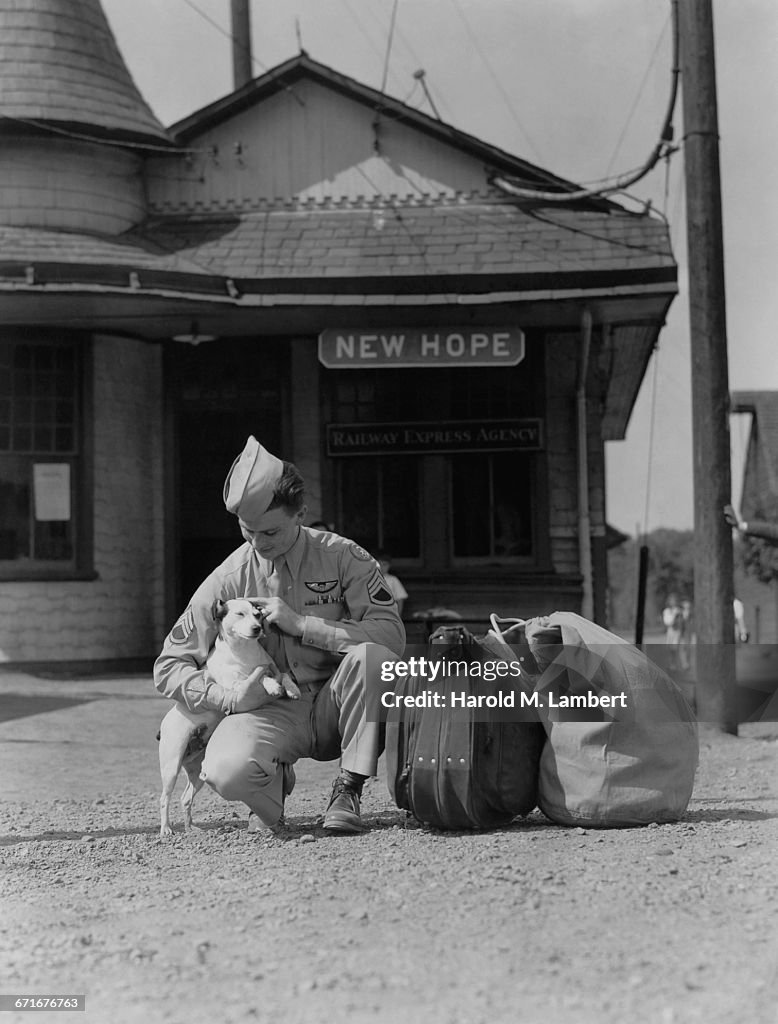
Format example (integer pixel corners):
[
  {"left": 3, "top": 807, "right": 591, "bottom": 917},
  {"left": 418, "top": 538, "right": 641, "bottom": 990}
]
[
  {"left": 380, "top": 0, "right": 400, "bottom": 96},
  {"left": 492, "top": 0, "right": 680, "bottom": 204},
  {"left": 448, "top": 0, "right": 544, "bottom": 163},
  {"left": 179, "top": 0, "right": 305, "bottom": 107}
]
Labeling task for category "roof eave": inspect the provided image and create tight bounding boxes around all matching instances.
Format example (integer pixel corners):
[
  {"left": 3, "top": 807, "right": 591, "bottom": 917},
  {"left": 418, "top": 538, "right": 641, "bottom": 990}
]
[
  {"left": 0, "top": 260, "right": 677, "bottom": 300},
  {"left": 0, "top": 117, "right": 179, "bottom": 151}
]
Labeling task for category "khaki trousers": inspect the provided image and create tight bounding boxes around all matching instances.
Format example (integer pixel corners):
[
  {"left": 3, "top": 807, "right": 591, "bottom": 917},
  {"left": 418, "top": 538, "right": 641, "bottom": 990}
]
[{"left": 200, "top": 642, "right": 395, "bottom": 825}]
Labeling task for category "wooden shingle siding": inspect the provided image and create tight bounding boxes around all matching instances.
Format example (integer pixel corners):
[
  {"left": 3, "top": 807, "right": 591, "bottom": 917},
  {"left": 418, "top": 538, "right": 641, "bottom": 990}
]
[
  {"left": 0, "top": 138, "right": 146, "bottom": 233},
  {"left": 0, "top": 0, "right": 171, "bottom": 143},
  {"left": 149, "top": 81, "right": 487, "bottom": 208}
]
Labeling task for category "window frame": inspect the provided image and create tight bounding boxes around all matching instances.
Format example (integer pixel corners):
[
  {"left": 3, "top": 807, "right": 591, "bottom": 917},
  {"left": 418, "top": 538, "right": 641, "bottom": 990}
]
[
  {"left": 0, "top": 331, "right": 94, "bottom": 582},
  {"left": 335, "top": 455, "right": 424, "bottom": 564},
  {"left": 326, "top": 359, "right": 544, "bottom": 573},
  {"left": 447, "top": 450, "right": 537, "bottom": 566}
]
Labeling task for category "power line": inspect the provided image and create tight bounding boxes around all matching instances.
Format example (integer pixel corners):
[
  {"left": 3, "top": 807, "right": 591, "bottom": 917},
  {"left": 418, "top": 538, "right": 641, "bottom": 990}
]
[
  {"left": 179, "top": 0, "right": 267, "bottom": 73},
  {"left": 493, "top": 0, "right": 680, "bottom": 205},
  {"left": 606, "top": 14, "right": 671, "bottom": 176},
  {"left": 448, "top": 0, "right": 544, "bottom": 164},
  {"left": 380, "top": 0, "right": 400, "bottom": 96},
  {"left": 178, "top": 0, "right": 305, "bottom": 107},
  {"left": 338, "top": 0, "right": 390, "bottom": 70}
]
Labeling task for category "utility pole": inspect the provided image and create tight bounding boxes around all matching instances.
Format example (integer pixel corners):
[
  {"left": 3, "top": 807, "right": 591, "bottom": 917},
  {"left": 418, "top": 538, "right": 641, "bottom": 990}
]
[
  {"left": 678, "top": 0, "right": 737, "bottom": 733},
  {"left": 231, "top": 0, "right": 252, "bottom": 91}
]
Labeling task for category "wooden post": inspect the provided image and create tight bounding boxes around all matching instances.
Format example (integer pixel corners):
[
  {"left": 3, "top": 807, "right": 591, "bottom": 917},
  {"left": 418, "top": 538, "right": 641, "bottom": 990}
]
[
  {"left": 635, "top": 542, "right": 649, "bottom": 647},
  {"left": 678, "top": 0, "right": 737, "bottom": 732}
]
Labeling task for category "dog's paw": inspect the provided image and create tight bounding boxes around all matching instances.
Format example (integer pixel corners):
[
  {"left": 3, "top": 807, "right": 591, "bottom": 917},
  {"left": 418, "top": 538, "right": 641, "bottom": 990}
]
[
  {"left": 262, "top": 678, "right": 285, "bottom": 697},
  {"left": 278, "top": 672, "right": 301, "bottom": 700},
  {"left": 160, "top": 825, "right": 173, "bottom": 837}
]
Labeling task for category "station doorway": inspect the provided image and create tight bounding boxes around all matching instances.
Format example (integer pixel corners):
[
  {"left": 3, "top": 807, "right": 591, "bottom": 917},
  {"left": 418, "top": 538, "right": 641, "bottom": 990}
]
[{"left": 167, "top": 338, "right": 289, "bottom": 611}]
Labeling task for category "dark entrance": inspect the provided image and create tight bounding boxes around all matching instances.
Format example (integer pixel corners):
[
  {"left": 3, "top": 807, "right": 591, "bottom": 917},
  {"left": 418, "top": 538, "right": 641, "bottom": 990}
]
[{"left": 166, "top": 338, "right": 289, "bottom": 611}]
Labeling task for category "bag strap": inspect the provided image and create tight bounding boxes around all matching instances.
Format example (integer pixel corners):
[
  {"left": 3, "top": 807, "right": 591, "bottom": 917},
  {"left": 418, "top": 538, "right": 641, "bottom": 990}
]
[{"left": 488, "top": 614, "right": 526, "bottom": 641}]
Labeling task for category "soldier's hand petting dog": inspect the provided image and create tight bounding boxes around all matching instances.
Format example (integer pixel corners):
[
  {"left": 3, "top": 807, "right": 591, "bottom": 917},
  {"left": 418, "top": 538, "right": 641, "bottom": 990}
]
[
  {"left": 227, "top": 664, "right": 286, "bottom": 713},
  {"left": 203, "top": 664, "right": 284, "bottom": 715},
  {"left": 252, "top": 596, "right": 306, "bottom": 637}
]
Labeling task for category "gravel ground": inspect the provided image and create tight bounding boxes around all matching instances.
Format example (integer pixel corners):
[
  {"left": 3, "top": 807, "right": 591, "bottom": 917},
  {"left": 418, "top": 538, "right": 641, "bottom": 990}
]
[{"left": 0, "top": 671, "right": 777, "bottom": 1024}]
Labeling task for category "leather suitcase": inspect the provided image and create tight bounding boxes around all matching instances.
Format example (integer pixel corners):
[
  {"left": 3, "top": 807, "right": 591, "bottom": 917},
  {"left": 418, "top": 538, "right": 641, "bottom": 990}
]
[{"left": 385, "top": 626, "right": 545, "bottom": 830}]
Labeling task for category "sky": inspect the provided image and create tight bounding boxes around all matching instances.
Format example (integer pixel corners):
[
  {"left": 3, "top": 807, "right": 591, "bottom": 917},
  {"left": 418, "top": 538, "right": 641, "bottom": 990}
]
[{"left": 101, "top": 0, "right": 778, "bottom": 536}]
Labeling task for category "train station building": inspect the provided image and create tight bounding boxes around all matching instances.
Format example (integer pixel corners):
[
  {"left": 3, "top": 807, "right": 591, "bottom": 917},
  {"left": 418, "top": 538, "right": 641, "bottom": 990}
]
[{"left": 0, "top": 0, "right": 677, "bottom": 662}]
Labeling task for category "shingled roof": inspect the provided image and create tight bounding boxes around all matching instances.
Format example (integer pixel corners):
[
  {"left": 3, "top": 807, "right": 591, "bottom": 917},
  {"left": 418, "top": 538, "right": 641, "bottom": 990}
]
[
  {"left": 0, "top": 195, "right": 675, "bottom": 302},
  {"left": 133, "top": 53, "right": 675, "bottom": 293},
  {"left": 0, "top": 44, "right": 675, "bottom": 322},
  {"left": 132, "top": 198, "right": 674, "bottom": 288},
  {"left": 0, "top": 0, "right": 172, "bottom": 145},
  {"left": 0, "top": 223, "right": 222, "bottom": 279}
]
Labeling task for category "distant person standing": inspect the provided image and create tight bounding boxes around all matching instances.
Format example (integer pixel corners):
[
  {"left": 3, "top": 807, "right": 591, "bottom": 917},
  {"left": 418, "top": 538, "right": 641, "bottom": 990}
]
[
  {"left": 662, "top": 593, "right": 688, "bottom": 672},
  {"left": 733, "top": 597, "right": 749, "bottom": 643},
  {"left": 724, "top": 505, "right": 778, "bottom": 545}
]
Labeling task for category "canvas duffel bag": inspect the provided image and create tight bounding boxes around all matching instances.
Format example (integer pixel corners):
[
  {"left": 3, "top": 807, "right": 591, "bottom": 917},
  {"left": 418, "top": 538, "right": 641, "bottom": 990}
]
[{"left": 484, "top": 612, "right": 699, "bottom": 827}]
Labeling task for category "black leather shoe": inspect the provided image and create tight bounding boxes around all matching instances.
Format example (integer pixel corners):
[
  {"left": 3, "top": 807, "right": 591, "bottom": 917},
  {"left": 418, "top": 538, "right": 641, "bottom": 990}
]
[{"left": 323, "top": 778, "right": 366, "bottom": 833}]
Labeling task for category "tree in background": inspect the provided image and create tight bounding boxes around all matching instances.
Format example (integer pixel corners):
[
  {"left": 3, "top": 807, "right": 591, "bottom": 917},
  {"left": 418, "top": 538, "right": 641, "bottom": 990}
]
[
  {"left": 607, "top": 529, "right": 695, "bottom": 633},
  {"left": 735, "top": 495, "right": 778, "bottom": 584},
  {"left": 647, "top": 528, "right": 695, "bottom": 607}
]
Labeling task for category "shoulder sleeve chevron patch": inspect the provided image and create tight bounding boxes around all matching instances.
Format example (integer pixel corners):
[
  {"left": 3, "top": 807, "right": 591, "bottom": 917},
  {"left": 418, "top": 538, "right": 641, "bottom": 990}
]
[{"left": 367, "top": 569, "right": 395, "bottom": 606}]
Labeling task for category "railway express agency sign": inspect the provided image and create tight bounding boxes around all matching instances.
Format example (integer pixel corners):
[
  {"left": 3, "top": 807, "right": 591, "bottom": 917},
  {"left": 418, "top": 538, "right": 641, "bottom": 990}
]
[
  {"left": 318, "top": 327, "right": 524, "bottom": 368},
  {"left": 326, "top": 419, "right": 543, "bottom": 456}
]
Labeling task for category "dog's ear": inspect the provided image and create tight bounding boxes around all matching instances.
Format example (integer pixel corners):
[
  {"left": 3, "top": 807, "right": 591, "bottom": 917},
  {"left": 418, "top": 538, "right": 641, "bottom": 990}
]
[{"left": 212, "top": 599, "right": 228, "bottom": 622}]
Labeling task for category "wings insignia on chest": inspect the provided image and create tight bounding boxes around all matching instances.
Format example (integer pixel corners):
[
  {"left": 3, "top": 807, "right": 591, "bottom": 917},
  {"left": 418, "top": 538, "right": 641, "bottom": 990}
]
[{"left": 304, "top": 579, "right": 343, "bottom": 605}]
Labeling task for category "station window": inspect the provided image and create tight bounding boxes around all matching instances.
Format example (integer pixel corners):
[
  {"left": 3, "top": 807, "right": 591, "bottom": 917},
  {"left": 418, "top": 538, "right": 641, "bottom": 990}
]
[
  {"left": 329, "top": 363, "right": 539, "bottom": 568},
  {"left": 451, "top": 452, "right": 533, "bottom": 559},
  {"left": 0, "top": 336, "right": 90, "bottom": 578},
  {"left": 337, "top": 456, "right": 421, "bottom": 558}
]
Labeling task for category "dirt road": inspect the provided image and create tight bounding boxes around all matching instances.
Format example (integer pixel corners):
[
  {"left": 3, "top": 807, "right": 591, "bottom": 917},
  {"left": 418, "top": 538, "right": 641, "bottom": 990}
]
[{"left": 0, "top": 669, "right": 776, "bottom": 1024}]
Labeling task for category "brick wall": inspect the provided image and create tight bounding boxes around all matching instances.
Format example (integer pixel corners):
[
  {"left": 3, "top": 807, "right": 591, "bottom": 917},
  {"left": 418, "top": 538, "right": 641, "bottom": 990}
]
[{"left": 0, "top": 337, "right": 165, "bottom": 662}]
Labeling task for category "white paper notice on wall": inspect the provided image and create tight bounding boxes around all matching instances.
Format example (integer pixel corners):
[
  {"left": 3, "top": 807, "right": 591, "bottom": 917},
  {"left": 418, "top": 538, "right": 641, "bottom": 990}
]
[{"left": 33, "top": 463, "right": 71, "bottom": 521}]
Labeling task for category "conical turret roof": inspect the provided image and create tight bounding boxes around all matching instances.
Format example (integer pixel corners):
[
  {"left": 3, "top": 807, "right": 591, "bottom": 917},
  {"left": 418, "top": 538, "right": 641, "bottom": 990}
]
[{"left": 0, "top": 0, "right": 172, "bottom": 145}]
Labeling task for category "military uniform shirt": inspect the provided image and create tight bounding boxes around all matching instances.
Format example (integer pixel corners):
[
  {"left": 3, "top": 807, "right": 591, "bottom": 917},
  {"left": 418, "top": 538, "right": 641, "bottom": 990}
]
[{"left": 154, "top": 527, "right": 406, "bottom": 710}]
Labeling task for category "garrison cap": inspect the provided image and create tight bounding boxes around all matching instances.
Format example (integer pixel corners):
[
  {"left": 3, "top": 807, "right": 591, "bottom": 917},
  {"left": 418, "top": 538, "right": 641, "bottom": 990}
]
[{"left": 223, "top": 436, "right": 283, "bottom": 527}]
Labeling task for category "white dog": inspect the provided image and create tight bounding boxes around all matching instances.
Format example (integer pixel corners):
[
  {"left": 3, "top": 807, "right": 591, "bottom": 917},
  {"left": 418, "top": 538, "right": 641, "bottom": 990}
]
[{"left": 158, "top": 598, "right": 301, "bottom": 835}]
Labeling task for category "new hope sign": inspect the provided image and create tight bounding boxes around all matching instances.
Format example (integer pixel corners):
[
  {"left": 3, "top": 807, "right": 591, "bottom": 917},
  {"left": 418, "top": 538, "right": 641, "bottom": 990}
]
[{"left": 318, "top": 327, "right": 524, "bottom": 368}]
